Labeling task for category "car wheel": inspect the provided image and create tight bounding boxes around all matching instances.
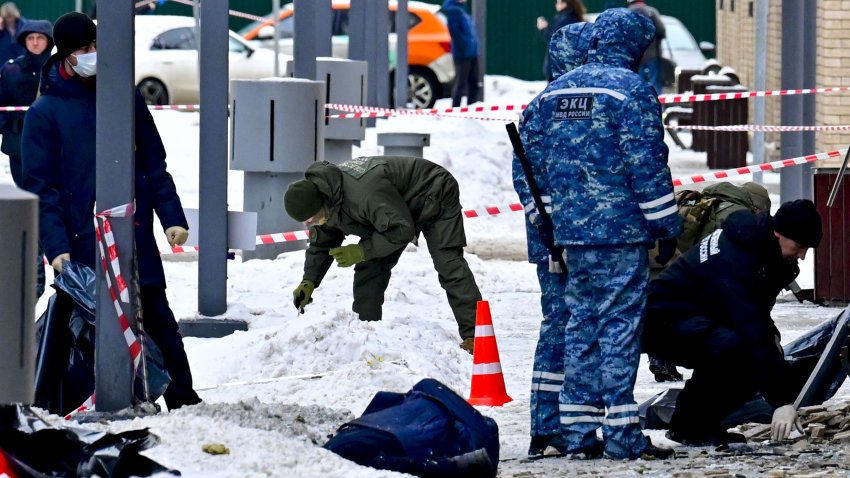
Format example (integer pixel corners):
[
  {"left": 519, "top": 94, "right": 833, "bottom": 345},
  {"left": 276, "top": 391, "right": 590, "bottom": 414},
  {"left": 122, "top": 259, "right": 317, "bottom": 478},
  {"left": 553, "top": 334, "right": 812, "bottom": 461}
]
[
  {"left": 138, "top": 78, "right": 170, "bottom": 106},
  {"left": 407, "top": 67, "right": 439, "bottom": 109}
]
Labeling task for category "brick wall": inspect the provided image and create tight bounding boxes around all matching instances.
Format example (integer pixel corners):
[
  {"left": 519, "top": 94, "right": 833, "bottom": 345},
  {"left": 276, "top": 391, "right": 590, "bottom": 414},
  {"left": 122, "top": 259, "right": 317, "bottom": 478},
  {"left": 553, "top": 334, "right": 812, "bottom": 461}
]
[{"left": 715, "top": 1, "right": 850, "bottom": 162}]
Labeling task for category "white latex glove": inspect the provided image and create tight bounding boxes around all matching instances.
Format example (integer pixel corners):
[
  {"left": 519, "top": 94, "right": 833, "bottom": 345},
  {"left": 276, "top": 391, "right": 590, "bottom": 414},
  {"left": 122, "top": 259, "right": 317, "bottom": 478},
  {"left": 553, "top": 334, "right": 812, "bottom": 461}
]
[
  {"left": 165, "top": 226, "right": 189, "bottom": 247},
  {"left": 51, "top": 253, "right": 71, "bottom": 273},
  {"left": 771, "top": 404, "right": 803, "bottom": 441},
  {"left": 548, "top": 255, "right": 562, "bottom": 274}
]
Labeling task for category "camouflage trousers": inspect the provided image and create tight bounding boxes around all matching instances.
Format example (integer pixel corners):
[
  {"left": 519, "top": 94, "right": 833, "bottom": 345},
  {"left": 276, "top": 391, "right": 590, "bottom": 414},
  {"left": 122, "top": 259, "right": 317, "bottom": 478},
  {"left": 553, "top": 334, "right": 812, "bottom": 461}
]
[
  {"left": 530, "top": 261, "right": 569, "bottom": 437},
  {"left": 560, "top": 244, "right": 649, "bottom": 459}
]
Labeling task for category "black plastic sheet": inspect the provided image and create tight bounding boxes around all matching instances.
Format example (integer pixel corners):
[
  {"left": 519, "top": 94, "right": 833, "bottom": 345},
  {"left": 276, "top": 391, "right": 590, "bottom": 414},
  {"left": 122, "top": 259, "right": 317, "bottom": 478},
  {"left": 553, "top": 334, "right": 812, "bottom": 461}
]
[
  {"left": 640, "top": 309, "right": 850, "bottom": 429},
  {"left": 33, "top": 262, "right": 171, "bottom": 416},
  {"left": 0, "top": 404, "right": 178, "bottom": 477}
]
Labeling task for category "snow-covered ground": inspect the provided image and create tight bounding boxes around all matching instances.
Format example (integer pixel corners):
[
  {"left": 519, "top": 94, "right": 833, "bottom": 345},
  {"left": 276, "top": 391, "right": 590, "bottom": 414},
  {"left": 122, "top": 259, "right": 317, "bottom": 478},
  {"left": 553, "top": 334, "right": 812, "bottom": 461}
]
[{"left": 2, "top": 75, "right": 846, "bottom": 477}]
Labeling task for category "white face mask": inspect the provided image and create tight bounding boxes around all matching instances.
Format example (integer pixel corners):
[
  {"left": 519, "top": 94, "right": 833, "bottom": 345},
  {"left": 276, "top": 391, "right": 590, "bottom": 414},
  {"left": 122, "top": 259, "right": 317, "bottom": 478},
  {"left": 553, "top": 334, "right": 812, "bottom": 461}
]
[{"left": 71, "top": 52, "right": 97, "bottom": 77}]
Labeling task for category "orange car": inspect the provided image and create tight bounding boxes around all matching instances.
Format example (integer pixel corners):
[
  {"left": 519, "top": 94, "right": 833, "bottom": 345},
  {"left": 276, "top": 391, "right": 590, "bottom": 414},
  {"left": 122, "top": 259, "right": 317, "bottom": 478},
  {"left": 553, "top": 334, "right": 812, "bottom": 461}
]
[{"left": 239, "top": 0, "right": 455, "bottom": 108}]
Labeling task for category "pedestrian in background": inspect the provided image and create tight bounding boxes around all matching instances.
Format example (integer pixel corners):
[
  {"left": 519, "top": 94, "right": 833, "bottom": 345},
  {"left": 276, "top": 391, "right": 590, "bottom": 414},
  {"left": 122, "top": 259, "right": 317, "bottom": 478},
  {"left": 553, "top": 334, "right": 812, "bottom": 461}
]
[
  {"left": 535, "top": 0, "right": 585, "bottom": 81},
  {"left": 627, "top": 0, "right": 666, "bottom": 94},
  {"left": 513, "top": 21, "right": 595, "bottom": 458},
  {"left": 442, "top": 0, "right": 480, "bottom": 107},
  {"left": 0, "top": 2, "right": 26, "bottom": 65},
  {"left": 22, "top": 12, "right": 202, "bottom": 410},
  {"left": 522, "top": 8, "right": 680, "bottom": 459},
  {"left": 284, "top": 156, "right": 483, "bottom": 354},
  {"left": 0, "top": 18, "right": 52, "bottom": 299}
]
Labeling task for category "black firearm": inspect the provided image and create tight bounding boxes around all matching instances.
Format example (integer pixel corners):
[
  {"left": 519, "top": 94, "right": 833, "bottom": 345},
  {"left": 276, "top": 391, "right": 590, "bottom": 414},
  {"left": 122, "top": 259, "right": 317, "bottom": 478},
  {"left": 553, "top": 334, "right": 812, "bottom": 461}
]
[{"left": 506, "top": 122, "right": 566, "bottom": 272}]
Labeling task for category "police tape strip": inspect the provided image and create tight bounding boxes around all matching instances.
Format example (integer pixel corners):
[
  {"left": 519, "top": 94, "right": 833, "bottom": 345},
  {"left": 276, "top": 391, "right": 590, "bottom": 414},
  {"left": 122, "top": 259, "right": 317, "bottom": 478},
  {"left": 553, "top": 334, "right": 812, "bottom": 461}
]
[
  {"left": 324, "top": 85, "right": 850, "bottom": 118},
  {"left": 667, "top": 124, "right": 850, "bottom": 132},
  {"left": 671, "top": 149, "right": 846, "bottom": 186},
  {"left": 68, "top": 202, "right": 143, "bottom": 420},
  {"left": 159, "top": 148, "right": 844, "bottom": 252},
  {"left": 4, "top": 83, "right": 847, "bottom": 114},
  {"left": 658, "top": 86, "right": 850, "bottom": 105},
  {"left": 0, "top": 104, "right": 201, "bottom": 112},
  {"left": 165, "top": 0, "right": 269, "bottom": 22}
]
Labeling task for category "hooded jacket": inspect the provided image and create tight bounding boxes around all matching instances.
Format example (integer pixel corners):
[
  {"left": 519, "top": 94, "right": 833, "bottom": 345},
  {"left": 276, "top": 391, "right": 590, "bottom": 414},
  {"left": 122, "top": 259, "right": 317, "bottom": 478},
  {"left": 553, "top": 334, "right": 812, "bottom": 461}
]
[
  {"left": 0, "top": 20, "right": 53, "bottom": 160},
  {"left": 21, "top": 61, "right": 187, "bottom": 288},
  {"left": 301, "top": 157, "right": 463, "bottom": 286},
  {"left": 442, "top": 0, "right": 479, "bottom": 60},
  {"left": 646, "top": 211, "right": 799, "bottom": 407},
  {"left": 524, "top": 8, "right": 681, "bottom": 246},
  {"left": 513, "top": 21, "right": 593, "bottom": 263}
]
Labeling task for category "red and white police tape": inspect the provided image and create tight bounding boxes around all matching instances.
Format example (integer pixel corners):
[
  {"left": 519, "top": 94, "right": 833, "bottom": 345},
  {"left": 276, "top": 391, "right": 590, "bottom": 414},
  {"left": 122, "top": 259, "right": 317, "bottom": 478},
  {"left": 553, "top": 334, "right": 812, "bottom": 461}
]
[
  {"left": 67, "top": 202, "right": 143, "bottom": 420},
  {"left": 160, "top": 148, "right": 846, "bottom": 253},
  {"left": 2, "top": 85, "right": 847, "bottom": 114},
  {"left": 668, "top": 124, "right": 850, "bottom": 132}
]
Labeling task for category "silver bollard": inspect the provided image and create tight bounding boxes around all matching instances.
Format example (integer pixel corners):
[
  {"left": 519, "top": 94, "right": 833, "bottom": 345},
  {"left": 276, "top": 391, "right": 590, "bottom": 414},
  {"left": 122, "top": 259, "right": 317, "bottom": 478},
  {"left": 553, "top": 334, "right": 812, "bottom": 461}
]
[
  {"left": 377, "top": 132, "right": 431, "bottom": 157},
  {"left": 0, "top": 185, "right": 38, "bottom": 405},
  {"left": 231, "top": 78, "right": 325, "bottom": 260}
]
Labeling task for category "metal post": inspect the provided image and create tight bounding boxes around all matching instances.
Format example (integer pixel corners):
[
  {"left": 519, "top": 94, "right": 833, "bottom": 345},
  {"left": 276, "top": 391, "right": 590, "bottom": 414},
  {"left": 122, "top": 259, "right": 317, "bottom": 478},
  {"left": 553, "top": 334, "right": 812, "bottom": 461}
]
[
  {"left": 472, "top": 0, "right": 486, "bottom": 103},
  {"left": 293, "top": 0, "right": 332, "bottom": 79},
  {"left": 801, "top": 0, "right": 817, "bottom": 200},
  {"left": 273, "top": 0, "right": 281, "bottom": 77},
  {"left": 76, "top": 0, "right": 83, "bottom": 13},
  {"left": 780, "top": 0, "right": 805, "bottom": 203},
  {"left": 350, "top": 0, "right": 390, "bottom": 109},
  {"left": 752, "top": 0, "right": 768, "bottom": 184},
  {"left": 198, "top": 0, "right": 229, "bottom": 316},
  {"left": 0, "top": 186, "right": 38, "bottom": 405},
  {"left": 395, "top": 0, "right": 409, "bottom": 108},
  {"left": 96, "top": 0, "right": 136, "bottom": 411}
]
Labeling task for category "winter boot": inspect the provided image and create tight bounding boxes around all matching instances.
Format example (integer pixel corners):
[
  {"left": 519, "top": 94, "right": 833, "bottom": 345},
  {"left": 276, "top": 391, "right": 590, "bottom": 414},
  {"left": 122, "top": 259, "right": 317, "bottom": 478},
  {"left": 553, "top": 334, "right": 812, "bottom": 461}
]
[{"left": 460, "top": 338, "right": 474, "bottom": 354}]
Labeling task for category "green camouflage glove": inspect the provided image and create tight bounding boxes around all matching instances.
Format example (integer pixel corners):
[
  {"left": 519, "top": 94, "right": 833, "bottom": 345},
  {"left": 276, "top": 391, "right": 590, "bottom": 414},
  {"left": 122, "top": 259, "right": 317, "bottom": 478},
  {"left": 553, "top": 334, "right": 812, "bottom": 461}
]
[
  {"left": 292, "top": 280, "right": 315, "bottom": 313},
  {"left": 329, "top": 244, "right": 365, "bottom": 268}
]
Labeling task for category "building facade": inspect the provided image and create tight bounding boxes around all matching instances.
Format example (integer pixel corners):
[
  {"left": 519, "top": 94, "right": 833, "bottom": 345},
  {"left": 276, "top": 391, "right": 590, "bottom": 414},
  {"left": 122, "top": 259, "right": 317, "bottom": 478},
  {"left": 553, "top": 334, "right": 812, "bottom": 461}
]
[{"left": 716, "top": 0, "right": 850, "bottom": 165}]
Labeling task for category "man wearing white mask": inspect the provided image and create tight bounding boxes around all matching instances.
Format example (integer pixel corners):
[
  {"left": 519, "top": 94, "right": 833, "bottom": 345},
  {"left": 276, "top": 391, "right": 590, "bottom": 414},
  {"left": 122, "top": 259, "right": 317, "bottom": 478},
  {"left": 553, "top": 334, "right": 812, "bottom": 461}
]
[{"left": 21, "top": 12, "right": 202, "bottom": 410}]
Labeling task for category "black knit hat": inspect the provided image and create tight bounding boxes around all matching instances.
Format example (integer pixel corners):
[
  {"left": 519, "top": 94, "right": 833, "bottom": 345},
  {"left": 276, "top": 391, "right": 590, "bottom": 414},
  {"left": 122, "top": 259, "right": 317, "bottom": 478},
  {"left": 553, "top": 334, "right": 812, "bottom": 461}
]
[
  {"left": 773, "top": 199, "right": 823, "bottom": 248},
  {"left": 284, "top": 180, "right": 325, "bottom": 222},
  {"left": 52, "top": 12, "right": 96, "bottom": 61}
]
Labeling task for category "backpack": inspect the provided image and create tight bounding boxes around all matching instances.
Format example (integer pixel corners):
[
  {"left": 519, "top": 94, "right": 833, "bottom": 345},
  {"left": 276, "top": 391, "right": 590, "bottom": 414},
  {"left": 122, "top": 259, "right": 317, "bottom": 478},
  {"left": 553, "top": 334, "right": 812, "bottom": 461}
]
[
  {"left": 649, "top": 182, "right": 770, "bottom": 271},
  {"left": 323, "top": 378, "right": 499, "bottom": 478},
  {"left": 674, "top": 182, "right": 768, "bottom": 253}
]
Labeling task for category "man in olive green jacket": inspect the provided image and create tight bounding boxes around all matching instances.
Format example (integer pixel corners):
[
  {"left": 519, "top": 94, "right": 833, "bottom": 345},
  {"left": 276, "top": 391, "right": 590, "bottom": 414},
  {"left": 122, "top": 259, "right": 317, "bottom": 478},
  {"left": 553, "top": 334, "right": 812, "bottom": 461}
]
[{"left": 284, "top": 157, "right": 483, "bottom": 353}]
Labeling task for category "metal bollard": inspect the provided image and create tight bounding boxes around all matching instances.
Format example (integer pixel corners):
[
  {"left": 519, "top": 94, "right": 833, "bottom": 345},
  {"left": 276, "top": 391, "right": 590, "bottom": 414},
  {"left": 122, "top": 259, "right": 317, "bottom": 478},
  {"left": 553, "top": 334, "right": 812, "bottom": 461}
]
[
  {"left": 377, "top": 132, "right": 431, "bottom": 158},
  {"left": 231, "top": 78, "right": 325, "bottom": 260},
  {"left": 0, "top": 186, "right": 38, "bottom": 405}
]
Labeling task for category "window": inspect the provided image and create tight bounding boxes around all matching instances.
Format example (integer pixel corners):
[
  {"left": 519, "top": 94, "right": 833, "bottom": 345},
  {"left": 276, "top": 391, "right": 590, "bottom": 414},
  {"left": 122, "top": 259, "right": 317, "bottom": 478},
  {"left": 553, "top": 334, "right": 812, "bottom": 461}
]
[
  {"left": 151, "top": 27, "right": 196, "bottom": 50},
  {"left": 228, "top": 36, "right": 248, "bottom": 53}
]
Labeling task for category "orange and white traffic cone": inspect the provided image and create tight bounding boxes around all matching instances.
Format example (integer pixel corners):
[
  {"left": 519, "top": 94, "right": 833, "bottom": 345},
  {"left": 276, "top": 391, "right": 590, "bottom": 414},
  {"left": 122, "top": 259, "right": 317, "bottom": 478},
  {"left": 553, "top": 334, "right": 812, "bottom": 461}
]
[{"left": 467, "top": 300, "right": 513, "bottom": 407}]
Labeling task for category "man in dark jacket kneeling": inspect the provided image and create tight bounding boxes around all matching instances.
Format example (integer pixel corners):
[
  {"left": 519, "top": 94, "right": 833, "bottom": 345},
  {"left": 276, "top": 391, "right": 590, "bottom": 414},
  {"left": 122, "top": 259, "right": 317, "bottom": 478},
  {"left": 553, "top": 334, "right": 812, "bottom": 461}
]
[
  {"left": 643, "top": 199, "right": 823, "bottom": 446},
  {"left": 284, "top": 157, "right": 483, "bottom": 354}
]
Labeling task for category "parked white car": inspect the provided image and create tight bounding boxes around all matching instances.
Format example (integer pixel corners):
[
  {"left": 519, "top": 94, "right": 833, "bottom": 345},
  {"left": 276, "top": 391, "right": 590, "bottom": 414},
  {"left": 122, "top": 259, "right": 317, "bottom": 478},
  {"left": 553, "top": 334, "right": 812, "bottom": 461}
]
[{"left": 134, "top": 15, "right": 291, "bottom": 105}]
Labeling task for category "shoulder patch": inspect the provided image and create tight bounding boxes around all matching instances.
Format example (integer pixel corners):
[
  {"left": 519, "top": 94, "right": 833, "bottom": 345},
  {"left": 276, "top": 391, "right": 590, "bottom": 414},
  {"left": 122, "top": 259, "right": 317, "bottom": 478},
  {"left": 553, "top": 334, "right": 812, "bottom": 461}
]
[
  {"left": 554, "top": 94, "right": 594, "bottom": 121},
  {"left": 339, "top": 156, "right": 386, "bottom": 179}
]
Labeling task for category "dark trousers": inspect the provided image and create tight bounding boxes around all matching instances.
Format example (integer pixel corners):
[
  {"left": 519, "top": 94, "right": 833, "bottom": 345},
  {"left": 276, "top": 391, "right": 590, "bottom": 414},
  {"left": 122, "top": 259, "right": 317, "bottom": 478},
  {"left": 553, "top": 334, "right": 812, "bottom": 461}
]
[
  {"left": 642, "top": 314, "right": 759, "bottom": 436},
  {"left": 451, "top": 57, "right": 480, "bottom": 108},
  {"left": 141, "top": 286, "right": 201, "bottom": 409}
]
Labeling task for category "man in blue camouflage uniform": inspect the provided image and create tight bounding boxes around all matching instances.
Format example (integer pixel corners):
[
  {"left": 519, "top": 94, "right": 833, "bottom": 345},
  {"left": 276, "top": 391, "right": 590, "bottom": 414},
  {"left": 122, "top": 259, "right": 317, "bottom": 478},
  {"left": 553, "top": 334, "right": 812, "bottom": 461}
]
[
  {"left": 522, "top": 8, "right": 681, "bottom": 459},
  {"left": 512, "top": 21, "right": 594, "bottom": 458}
]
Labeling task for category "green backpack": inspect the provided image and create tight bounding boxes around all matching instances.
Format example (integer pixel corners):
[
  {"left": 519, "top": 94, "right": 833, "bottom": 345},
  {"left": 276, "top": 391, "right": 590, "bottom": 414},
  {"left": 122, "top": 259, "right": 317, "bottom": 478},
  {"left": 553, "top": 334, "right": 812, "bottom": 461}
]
[{"left": 674, "top": 182, "right": 771, "bottom": 253}]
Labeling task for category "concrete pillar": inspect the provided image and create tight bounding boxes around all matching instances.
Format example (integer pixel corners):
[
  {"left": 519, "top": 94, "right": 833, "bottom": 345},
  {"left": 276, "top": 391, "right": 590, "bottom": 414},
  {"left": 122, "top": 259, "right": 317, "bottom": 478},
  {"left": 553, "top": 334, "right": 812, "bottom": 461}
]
[
  {"left": 231, "top": 79, "right": 325, "bottom": 260},
  {"left": 377, "top": 132, "right": 431, "bottom": 157},
  {"left": 0, "top": 186, "right": 38, "bottom": 405}
]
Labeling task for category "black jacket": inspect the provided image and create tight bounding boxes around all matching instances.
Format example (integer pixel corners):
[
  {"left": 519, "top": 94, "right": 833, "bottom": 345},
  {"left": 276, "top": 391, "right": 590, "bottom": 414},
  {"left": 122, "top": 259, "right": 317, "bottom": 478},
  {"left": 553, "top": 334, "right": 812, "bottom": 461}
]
[
  {"left": 22, "top": 61, "right": 187, "bottom": 288},
  {"left": 646, "top": 211, "right": 799, "bottom": 407},
  {"left": 0, "top": 20, "right": 53, "bottom": 160}
]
